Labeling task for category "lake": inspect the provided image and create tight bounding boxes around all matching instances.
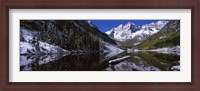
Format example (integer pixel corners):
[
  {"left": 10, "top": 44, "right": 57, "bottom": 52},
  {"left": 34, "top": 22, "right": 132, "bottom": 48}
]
[{"left": 20, "top": 51, "right": 180, "bottom": 71}]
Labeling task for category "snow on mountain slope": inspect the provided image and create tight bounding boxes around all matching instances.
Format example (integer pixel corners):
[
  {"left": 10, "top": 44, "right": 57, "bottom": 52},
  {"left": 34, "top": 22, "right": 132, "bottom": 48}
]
[
  {"left": 20, "top": 27, "right": 38, "bottom": 42},
  {"left": 20, "top": 42, "right": 36, "bottom": 54},
  {"left": 20, "top": 27, "right": 69, "bottom": 55},
  {"left": 105, "top": 22, "right": 140, "bottom": 41},
  {"left": 20, "top": 41, "right": 69, "bottom": 55},
  {"left": 105, "top": 21, "right": 168, "bottom": 41}
]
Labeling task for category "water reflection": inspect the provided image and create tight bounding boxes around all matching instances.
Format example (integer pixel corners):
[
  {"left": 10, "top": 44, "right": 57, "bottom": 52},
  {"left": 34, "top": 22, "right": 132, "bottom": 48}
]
[
  {"left": 105, "top": 52, "right": 180, "bottom": 71},
  {"left": 20, "top": 53, "right": 102, "bottom": 71},
  {"left": 20, "top": 51, "right": 180, "bottom": 71}
]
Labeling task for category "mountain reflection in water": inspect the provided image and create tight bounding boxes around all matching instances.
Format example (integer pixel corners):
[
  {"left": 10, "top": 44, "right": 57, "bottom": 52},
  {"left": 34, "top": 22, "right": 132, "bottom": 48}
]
[{"left": 20, "top": 51, "right": 180, "bottom": 71}]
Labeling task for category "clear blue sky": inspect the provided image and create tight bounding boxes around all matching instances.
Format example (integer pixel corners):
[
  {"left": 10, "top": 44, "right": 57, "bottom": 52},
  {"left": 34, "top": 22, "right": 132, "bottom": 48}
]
[{"left": 90, "top": 20, "right": 167, "bottom": 32}]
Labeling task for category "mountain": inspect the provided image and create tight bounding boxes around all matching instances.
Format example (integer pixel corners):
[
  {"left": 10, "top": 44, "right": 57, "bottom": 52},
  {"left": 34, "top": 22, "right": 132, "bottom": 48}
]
[
  {"left": 105, "top": 22, "right": 140, "bottom": 41},
  {"left": 138, "top": 20, "right": 180, "bottom": 50},
  {"left": 20, "top": 20, "right": 119, "bottom": 55},
  {"left": 105, "top": 21, "right": 168, "bottom": 41}
]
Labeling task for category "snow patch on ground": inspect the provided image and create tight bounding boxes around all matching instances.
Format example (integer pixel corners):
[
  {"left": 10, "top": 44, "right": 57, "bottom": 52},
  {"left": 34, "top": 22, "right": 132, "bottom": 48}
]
[
  {"left": 20, "top": 27, "right": 38, "bottom": 42},
  {"left": 39, "top": 41, "right": 68, "bottom": 54},
  {"left": 20, "top": 42, "right": 36, "bottom": 54},
  {"left": 133, "top": 42, "right": 141, "bottom": 46},
  {"left": 159, "top": 36, "right": 166, "bottom": 39},
  {"left": 20, "top": 41, "right": 69, "bottom": 55}
]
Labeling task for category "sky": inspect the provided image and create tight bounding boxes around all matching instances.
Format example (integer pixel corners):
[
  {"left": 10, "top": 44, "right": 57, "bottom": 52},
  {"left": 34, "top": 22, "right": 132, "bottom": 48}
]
[{"left": 90, "top": 20, "right": 166, "bottom": 32}]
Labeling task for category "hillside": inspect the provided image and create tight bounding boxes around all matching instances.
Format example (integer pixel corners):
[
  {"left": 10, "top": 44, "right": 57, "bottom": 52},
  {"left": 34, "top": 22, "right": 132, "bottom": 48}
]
[
  {"left": 20, "top": 20, "right": 119, "bottom": 55},
  {"left": 137, "top": 20, "right": 180, "bottom": 50}
]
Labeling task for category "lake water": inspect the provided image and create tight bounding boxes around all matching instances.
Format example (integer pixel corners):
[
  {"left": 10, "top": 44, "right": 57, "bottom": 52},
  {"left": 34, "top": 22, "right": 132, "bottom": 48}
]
[{"left": 20, "top": 51, "right": 180, "bottom": 71}]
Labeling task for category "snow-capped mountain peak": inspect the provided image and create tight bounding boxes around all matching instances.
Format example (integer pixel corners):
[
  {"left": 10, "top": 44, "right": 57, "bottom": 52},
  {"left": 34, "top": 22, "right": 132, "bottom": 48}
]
[
  {"left": 124, "top": 22, "right": 135, "bottom": 27},
  {"left": 105, "top": 21, "right": 168, "bottom": 41},
  {"left": 157, "top": 21, "right": 167, "bottom": 24},
  {"left": 105, "top": 22, "right": 141, "bottom": 41},
  {"left": 118, "top": 24, "right": 124, "bottom": 27},
  {"left": 124, "top": 22, "right": 140, "bottom": 32},
  {"left": 141, "top": 21, "right": 168, "bottom": 30}
]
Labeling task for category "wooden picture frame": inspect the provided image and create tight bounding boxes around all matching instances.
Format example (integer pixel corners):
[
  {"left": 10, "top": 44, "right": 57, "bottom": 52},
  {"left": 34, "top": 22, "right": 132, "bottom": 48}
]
[{"left": 0, "top": 0, "right": 199, "bottom": 91}]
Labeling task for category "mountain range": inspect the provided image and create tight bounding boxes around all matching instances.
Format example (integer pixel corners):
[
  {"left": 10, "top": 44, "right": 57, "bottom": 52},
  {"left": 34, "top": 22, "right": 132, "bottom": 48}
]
[
  {"left": 105, "top": 21, "right": 168, "bottom": 41},
  {"left": 105, "top": 20, "right": 180, "bottom": 50}
]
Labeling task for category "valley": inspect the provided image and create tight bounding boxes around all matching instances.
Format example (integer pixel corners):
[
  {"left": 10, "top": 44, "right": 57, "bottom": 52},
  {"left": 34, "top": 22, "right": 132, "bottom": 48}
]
[{"left": 20, "top": 20, "right": 180, "bottom": 71}]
